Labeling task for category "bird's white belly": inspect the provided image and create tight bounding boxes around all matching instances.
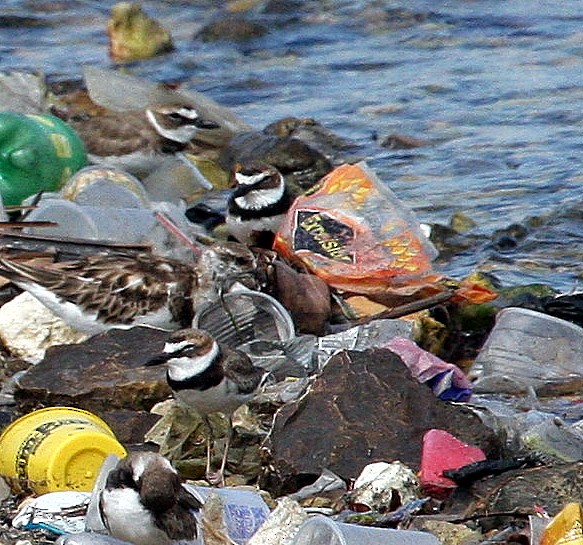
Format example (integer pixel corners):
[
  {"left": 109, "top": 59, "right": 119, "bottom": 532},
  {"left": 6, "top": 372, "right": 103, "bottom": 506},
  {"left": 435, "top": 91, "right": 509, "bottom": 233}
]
[
  {"left": 175, "top": 379, "right": 252, "bottom": 416},
  {"left": 19, "top": 281, "right": 177, "bottom": 334},
  {"left": 134, "top": 305, "right": 176, "bottom": 330},
  {"left": 101, "top": 488, "right": 171, "bottom": 545},
  {"left": 225, "top": 214, "right": 283, "bottom": 245},
  {"left": 20, "top": 281, "right": 107, "bottom": 335}
]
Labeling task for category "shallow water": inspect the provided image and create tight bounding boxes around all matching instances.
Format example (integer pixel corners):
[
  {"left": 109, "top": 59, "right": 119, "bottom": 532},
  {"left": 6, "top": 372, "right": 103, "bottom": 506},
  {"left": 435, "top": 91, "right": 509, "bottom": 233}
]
[{"left": 1, "top": 0, "right": 582, "bottom": 291}]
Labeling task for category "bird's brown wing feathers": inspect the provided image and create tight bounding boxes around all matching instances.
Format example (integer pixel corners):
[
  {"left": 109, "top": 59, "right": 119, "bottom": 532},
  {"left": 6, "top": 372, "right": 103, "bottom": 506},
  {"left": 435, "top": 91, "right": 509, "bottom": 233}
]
[
  {"left": 0, "top": 253, "right": 197, "bottom": 325},
  {"left": 156, "top": 500, "right": 199, "bottom": 541},
  {"left": 222, "top": 348, "right": 265, "bottom": 395},
  {"left": 69, "top": 112, "right": 161, "bottom": 156}
]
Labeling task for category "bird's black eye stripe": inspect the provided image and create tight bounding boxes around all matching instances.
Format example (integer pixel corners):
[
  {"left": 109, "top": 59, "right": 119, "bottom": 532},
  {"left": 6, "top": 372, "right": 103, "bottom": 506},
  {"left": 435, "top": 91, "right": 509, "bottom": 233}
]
[{"left": 172, "top": 344, "right": 194, "bottom": 356}]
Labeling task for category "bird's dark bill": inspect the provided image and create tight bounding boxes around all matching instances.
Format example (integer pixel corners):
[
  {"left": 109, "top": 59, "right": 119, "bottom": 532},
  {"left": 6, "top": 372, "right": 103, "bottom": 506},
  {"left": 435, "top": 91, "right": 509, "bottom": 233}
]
[
  {"left": 196, "top": 119, "right": 220, "bottom": 129},
  {"left": 145, "top": 353, "right": 172, "bottom": 366}
]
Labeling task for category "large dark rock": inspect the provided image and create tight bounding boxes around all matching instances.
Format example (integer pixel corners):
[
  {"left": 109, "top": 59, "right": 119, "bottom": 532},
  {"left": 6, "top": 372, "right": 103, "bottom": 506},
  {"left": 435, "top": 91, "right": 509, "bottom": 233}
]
[
  {"left": 262, "top": 348, "right": 502, "bottom": 495},
  {"left": 263, "top": 117, "right": 361, "bottom": 166},
  {"left": 219, "top": 131, "right": 333, "bottom": 195},
  {"left": 102, "top": 409, "right": 161, "bottom": 446},
  {"left": 14, "top": 327, "right": 171, "bottom": 416}
]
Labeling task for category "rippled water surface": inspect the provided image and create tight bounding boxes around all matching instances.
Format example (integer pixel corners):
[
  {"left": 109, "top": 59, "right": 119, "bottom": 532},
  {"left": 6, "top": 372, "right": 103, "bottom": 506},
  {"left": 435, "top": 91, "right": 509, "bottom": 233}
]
[{"left": 1, "top": 0, "right": 582, "bottom": 290}]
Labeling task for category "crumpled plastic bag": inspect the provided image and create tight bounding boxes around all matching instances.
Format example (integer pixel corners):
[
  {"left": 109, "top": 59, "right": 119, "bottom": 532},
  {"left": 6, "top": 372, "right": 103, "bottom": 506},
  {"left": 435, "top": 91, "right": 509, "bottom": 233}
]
[
  {"left": 384, "top": 337, "right": 473, "bottom": 401},
  {"left": 274, "top": 162, "right": 439, "bottom": 294},
  {"left": 348, "top": 461, "right": 420, "bottom": 512},
  {"left": 12, "top": 491, "right": 91, "bottom": 535}
]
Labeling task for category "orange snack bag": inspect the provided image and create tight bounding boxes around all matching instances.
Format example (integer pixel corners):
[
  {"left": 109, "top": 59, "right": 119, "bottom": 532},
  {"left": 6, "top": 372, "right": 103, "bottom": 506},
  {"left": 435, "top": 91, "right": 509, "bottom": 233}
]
[{"left": 274, "top": 162, "right": 438, "bottom": 294}]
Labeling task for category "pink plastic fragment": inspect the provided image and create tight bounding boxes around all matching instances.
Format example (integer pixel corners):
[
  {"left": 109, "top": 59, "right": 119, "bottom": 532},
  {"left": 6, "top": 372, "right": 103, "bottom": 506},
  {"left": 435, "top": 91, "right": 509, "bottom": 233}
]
[
  {"left": 384, "top": 337, "right": 473, "bottom": 401},
  {"left": 420, "top": 429, "right": 486, "bottom": 500}
]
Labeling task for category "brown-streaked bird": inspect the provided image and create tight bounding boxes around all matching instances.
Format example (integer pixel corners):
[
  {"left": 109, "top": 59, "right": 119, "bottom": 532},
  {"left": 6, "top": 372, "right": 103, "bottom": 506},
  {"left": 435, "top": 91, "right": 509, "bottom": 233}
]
[{"left": 0, "top": 242, "right": 258, "bottom": 335}]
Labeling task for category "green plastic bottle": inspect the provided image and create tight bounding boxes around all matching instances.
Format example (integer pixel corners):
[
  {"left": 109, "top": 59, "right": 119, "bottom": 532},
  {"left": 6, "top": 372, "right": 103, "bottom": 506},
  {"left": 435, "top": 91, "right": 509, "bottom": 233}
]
[{"left": 0, "top": 112, "right": 87, "bottom": 207}]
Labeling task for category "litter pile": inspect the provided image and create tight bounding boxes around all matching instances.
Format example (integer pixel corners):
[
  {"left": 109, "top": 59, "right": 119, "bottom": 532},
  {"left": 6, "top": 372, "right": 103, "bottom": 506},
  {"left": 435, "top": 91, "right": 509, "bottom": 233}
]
[{"left": 0, "top": 26, "right": 581, "bottom": 545}]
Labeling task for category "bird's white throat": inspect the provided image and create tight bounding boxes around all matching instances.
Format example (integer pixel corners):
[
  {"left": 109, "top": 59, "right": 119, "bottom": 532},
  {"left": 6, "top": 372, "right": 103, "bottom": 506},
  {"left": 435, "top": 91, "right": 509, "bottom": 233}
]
[
  {"left": 132, "top": 453, "right": 174, "bottom": 483},
  {"left": 234, "top": 184, "right": 285, "bottom": 211},
  {"left": 166, "top": 340, "right": 220, "bottom": 381},
  {"left": 235, "top": 171, "right": 269, "bottom": 186},
  {"left": 146, "top": 109, "right": 200, "bottom": 143}
]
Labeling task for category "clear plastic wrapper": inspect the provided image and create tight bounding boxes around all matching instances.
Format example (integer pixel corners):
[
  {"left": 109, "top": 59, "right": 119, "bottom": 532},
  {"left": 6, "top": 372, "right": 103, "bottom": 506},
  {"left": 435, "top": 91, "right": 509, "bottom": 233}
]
[{"left": 274, "top": 162, "right": 439, "bottom": 294}]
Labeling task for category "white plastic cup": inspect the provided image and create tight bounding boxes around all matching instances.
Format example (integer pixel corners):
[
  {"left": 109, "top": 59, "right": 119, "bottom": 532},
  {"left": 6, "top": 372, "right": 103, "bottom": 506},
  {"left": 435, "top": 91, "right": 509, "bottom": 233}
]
[
  {"left": 81, "top": 206, "right": 158, "bottom": 243},
  {"left": 291, "top": 516, "right": 441, "bottom": 545},
  {"left": 24, "top": 202, "right": 156, "bottom": 243},
  {"left": 473, "top": 307, "right": 583, "bottom": 393},
  {"left": 193, "top": 289, "right": 296, "bottom": 348},
  {"left": 61, "top": 165, "right": 150, "bottom": 208},
  {"left": 23, "top": 199, "right": 100, "bottom": 240},
  {"left": 68, "top": 179, "right": 148, "bottom": 209},
  {"left": 183, "top": 484, "right": 270, "bottom": 545}
]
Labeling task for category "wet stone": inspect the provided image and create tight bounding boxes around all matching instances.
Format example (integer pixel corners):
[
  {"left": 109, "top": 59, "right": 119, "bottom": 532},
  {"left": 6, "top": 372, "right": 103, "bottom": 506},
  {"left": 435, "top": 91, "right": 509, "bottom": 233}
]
[
  {"left": 445, "top": 462, "right": 583, "bottom": 521},
  {"left": 263, "top": 117, "right": 361, "bottom": 165},
  {"left": 196, "top": 16, "right": 267, "bottom": 42},
  {"left": 381, "top": 133, "right": 431, "bottom": 149},
  {"left": 13, "top": 327, "right": 171, "bottom": 427},
  {"left": 102, "top": 409, "right": 161, "bottom": 446},
  {"left": 219, "top": 131, "right": 333, "bottom": 195},
  {"left": 0, "top": 15, "right": 50, "bottom": 28},
  {"left": 263, "top": 348, "right": 502, "bottom": 495}
]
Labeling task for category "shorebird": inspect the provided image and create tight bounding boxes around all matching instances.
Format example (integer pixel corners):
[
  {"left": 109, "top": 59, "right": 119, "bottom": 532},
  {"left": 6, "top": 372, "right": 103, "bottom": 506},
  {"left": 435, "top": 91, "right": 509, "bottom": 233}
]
[
  {"left": 146, "top": 328, "right": 268, "bottom": 485},
  {"left": 99, "top": 451, "right": 200, "bottom": 545},
  {"left": 226, "top": 161, "right": 293, "bottom": 248},
  {"left": 0, "top": 242, "right": 258, "bottom": 335},
  {"left": 58, "top": 102, "right": 226, "bottom": 179}
]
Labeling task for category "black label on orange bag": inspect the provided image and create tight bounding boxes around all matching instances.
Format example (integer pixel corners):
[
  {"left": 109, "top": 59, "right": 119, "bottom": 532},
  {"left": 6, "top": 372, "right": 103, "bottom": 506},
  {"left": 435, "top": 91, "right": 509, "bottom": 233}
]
[{"left": 293, "top": 210, "right": 355, "bottom": 262}]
